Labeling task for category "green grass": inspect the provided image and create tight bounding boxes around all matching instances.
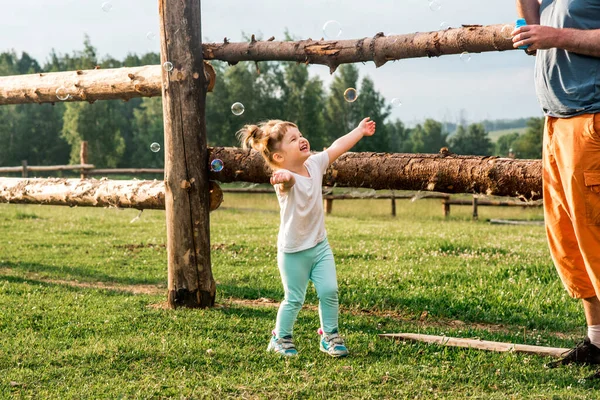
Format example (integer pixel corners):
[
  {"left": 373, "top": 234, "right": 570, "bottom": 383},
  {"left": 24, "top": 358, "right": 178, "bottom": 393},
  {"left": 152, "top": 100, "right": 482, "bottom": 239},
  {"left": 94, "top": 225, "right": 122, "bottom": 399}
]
[
  {"left": 488, "top": 127, "right": 528, "bottom": 143},
  {"left": 1, "top": 194, "right": 598, "bottom": 399}
]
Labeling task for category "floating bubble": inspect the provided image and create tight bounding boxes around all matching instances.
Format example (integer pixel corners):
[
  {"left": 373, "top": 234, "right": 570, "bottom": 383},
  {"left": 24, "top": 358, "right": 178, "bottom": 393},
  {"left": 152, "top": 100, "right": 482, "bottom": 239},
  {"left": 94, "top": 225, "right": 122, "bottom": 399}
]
[
  {"left": 146, "top": 31, "right": 156, "bottom": 40},
  {"left": 391, "top": 98, "right": 402, "bottom": 108},
  {"left": 101, "top": 1, "right": 113, "bottom": 12},
  {"left": 500, "top": 24, "right": 514, "bottom": 40},
  {"left": 210, "top": 159, "right": 224, "bottom": 172},
  {"left": 55, "top": 87, "right": 70, "bottom": 101},
  {"left": 428, "top": 0, "right": 442, "bottom": 11},
  {"left": 343, "top": 88, "right": 358, "bottom": 103},
  {"left": 150, "top": 142, "right": 161, "bottom": 152},
  {"left": 322, "top": 20, "right": 342, "bottom": 39},
  {"left": 163, "top": 61, "right": 174, "bottom": 72},
  {"left": 231, "top": 102, "right": 245, "bottom": 116},
  {"left": 460, "top": 51, "right": 471, "bottom": 63},
  {"left": 440, "top": 21, "right": 451, "bottom": 30}
]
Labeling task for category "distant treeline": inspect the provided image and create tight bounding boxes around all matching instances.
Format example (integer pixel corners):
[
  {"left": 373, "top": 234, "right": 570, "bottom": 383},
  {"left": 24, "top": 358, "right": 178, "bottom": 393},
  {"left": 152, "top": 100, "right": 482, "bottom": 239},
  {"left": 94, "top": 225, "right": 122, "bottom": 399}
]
[{"left": 0, "top": 36, "right": 544, "bottom": 169}]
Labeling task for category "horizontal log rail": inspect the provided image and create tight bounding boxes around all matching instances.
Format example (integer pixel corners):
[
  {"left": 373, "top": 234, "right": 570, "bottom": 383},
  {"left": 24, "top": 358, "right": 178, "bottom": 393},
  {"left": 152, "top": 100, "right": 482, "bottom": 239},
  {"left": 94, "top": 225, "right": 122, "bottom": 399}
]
[
  {"left": 0, "top": 24, "right": 514, "bottom": 105},
  {"left": 0, "top": 164, "right": 94, "bottom": 174},
  {"left": 0, "top": 62, "right": 216, "bottom": 106},
  {"left": 1, "top": 148, "right": 544, "bottom": 200},
  {"left": 0, "top": 178, "right": 223, "bottom": 211}
]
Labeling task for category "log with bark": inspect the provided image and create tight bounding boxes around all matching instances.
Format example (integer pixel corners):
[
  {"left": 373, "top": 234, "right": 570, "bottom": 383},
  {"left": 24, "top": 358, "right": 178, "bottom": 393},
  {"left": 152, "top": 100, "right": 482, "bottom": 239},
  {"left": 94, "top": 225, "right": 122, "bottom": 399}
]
[
  {"left": 0, "top": 62, "right": 215, "bottom": 106},
  {"left": 204, "top": 24, "right": 515, "bottom": 73},
  {"left": 0, "top": 24, "right": 513, "bottom": 105},
  {"left": 0, "top": 178, "right": 223, "bottom": 211},
  {"left": 209, "top": 147, "right": 543, "bottom": 201}
]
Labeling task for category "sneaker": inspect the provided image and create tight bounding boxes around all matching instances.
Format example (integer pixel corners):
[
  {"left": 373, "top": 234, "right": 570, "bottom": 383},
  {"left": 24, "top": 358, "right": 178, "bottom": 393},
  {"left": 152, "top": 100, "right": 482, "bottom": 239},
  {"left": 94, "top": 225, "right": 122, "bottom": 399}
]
[
  {"left": 267, "top": 333, "right": 298, "bottom": 357},
  {"left": 546, "top": 338, "right": 600, "bottom": 368},
  {"left": 320, "top": 331, "right": 349, "bottom": 357}
]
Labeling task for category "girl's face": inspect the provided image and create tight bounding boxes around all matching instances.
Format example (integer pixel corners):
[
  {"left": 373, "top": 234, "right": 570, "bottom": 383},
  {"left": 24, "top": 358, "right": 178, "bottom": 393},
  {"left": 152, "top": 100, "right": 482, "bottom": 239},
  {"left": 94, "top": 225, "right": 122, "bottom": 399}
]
[{"left": 275, "top": 127, "right": 311, "bottom": 166}]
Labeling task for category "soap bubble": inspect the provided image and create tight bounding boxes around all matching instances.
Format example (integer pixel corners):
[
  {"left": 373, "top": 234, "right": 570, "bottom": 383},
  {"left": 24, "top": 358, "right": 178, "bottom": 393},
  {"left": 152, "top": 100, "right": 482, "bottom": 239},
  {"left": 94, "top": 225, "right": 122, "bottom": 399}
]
[
  {"left": 500, "top": 24, "right": 514, "bottom": 40},
  {"left": 231, "top": 102, "right": 245, "bottom": 116},
  {"left": 163, "top": 61, "right": 174, "bottom": 72},
  {"left": 101, "top": 1, "right": 113, "bottom": 12},
  {"left": 428, "top": 0, "right": 442, "bottom": 11},
  {"left": 56, "top": 87, "right": 70, "bottom": 101},
  {"left": 150, "top": 142, "right": 161, "bottom": 153},
  {"left": 343, "top": 88, "right": 358, "bottom": 103},
  {"left": 146, "top": 31, "right": 156, "bottom": 40},
  {"left": 440, "top": 21, "right": 451, "bottom": 30},
  {"left": 323, "top": 20, "right": 342, "bottom": 39},
  {"left": 391, "top": 98, "right": 402, "bottom": 107},
  {"left": 460, "top": 51, "right": 471, "bottom": 63},
  {"left": 210, "top": 159, "right": 224, "bottom": 172}
]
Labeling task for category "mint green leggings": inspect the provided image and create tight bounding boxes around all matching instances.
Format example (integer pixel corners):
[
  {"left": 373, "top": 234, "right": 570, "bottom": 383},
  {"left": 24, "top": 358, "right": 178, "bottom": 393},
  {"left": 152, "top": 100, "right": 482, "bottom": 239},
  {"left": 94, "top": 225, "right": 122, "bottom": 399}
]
[{"left": 275, "top": 239, "right": 339, "bottom": 339}]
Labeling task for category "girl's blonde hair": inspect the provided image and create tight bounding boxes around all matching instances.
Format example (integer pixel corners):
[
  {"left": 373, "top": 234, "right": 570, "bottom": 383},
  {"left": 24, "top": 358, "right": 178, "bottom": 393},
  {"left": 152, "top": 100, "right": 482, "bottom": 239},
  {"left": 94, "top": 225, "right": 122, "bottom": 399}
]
[{"left": 236, "top": 120, "right": 297, "bottom": 168}]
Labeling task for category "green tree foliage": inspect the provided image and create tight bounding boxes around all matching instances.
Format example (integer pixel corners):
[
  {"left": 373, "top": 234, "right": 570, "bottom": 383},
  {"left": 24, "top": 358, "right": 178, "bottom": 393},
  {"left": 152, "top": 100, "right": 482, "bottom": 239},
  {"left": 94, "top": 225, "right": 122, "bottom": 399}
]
[
  {"left": 62, "top": 101, "right": 126, "bottom": 168},
  {"left": 410, "top": 119, "right": 448, "bottom": 153},
  {"left": 495, "top": 131, "right": 521, "bottom": 157},
  {"left": 448, "top": 123, "right": 493, "bottom": 156},
  {"left": 325, "top": 64, "right": 361, "bottom": 142},
  {"left": 511, "top": 117, "right": 544, "bottom": 159},
  {"left": 130, "top": 97, "right": 164, "bottom": 168},
  {"left": 0, "top": 37, "right": 546, "bottom": 169}
]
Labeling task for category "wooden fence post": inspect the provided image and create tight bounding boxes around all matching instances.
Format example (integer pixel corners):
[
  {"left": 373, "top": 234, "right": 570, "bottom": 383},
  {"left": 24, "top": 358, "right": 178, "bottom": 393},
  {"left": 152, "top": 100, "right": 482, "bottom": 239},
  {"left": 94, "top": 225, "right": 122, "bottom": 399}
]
[
  {"left": 21, "top": 160, "right": 28, "bottom": 178},
  {"left": 325, "top": 198, "right": 333, "bottom": 214},
  {"left": 391, "top": 192, "right": 396, "bottom": 217},
  {"left": 443, "top": 198, "right": 450, "bottom": 218},
  {"left": 160, "top": 0, "right": 216, "bottom": 308},
  {"left": 80, "top": 141, "right": 88, "bottom": 179},
  {"left": 472, "top": 196, "right": 479, "bottom": 220}
]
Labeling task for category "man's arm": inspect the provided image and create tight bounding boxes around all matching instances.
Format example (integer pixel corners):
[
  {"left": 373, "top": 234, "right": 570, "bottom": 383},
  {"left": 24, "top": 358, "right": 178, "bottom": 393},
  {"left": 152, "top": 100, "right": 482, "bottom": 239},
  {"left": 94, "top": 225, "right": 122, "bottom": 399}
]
[{"left": 516, "top": 0, "right": 541, "bottom": 25}]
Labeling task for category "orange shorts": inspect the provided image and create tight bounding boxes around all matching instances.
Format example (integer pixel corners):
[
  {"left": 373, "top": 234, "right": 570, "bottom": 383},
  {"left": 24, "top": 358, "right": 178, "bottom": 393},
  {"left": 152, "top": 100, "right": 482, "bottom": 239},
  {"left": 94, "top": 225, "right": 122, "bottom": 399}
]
[{"left": 543, "top": 113, "right": 600, "bottom": 299}]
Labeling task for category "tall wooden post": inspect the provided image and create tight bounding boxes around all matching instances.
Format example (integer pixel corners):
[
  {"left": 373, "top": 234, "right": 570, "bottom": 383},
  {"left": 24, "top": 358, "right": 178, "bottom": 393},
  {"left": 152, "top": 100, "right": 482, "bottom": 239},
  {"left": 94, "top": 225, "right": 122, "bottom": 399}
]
[
  {"left": 472, "top": 196, "right": 479, "bottom": 221},
  {"left": 21, "top": 160, "right": 28, "bottom": 178},
  {"left": 159, "top": 0, "right": 216, "bottom": 308},
  {"left": 79, "top": 141, "right": 88, "bottom": 179}
]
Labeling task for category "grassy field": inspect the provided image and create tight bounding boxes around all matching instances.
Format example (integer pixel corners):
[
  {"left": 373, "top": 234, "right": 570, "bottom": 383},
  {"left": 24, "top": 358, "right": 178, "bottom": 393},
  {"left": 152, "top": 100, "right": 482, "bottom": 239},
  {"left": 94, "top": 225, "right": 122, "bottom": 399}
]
[
  {"left": 1, "top": 193, "right": 598, "bottom": 399},
  {"left": 487, "top": 127, "right": 528, "bottom": 143}
]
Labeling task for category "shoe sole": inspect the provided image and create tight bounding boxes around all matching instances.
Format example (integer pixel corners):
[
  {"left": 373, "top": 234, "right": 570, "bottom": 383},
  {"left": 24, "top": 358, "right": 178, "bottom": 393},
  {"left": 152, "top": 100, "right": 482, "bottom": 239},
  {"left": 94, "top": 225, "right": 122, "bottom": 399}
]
[{"left": 320, "top": 346, "right": 349, "bottom": 357}]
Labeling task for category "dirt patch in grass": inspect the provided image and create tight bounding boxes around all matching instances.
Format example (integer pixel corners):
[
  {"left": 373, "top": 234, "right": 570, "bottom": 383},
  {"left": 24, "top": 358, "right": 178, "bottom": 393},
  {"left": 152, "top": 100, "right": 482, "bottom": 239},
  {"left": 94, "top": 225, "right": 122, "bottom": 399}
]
[{"left": 0, "top": 267, "right": 579, "bottom": 341}]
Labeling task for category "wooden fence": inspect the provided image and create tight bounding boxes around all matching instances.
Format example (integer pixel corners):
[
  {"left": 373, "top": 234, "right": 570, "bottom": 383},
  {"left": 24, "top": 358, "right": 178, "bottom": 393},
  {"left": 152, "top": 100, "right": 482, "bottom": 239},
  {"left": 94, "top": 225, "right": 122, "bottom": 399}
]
[{"left": 1, "top": 142, "right": 543, "bottom": 219}]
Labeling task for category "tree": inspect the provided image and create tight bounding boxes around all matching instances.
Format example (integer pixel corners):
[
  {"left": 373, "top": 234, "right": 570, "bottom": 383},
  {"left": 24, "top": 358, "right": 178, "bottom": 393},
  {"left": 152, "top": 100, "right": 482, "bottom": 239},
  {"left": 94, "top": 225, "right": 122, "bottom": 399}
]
[
  {"left": 62, "top": 101, "right": 126, "bottom": 168},
  {"left": 352, "top": 77, "right": 391, "bottom": 152},
  {"left": 387, "top": 119, "right": 412, "bottom": 153},
  {"left": 448, "top": 123, "right": 493, "bottom": 156},
  {"left": 411, "top": 119, "right": 448, "bottom": 153},
  {"left": 511, "top": 117, "right": 544, "bottom": 159},
  {"left": 130, "top": 97, "right": 164, "bottom": 168},
  {"left": 325, "top": 64, "right": 361, "bottom": 144},
  {"left": 495, "top": 131, "right": 520, "bottom": 157}
]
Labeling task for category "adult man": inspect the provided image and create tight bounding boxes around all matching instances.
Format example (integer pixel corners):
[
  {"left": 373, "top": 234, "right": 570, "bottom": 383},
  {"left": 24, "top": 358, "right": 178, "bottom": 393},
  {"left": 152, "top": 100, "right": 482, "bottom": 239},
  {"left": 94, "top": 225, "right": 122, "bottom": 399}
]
[{"left": 513, "top": 0, "right": 600, "bottom": 378}]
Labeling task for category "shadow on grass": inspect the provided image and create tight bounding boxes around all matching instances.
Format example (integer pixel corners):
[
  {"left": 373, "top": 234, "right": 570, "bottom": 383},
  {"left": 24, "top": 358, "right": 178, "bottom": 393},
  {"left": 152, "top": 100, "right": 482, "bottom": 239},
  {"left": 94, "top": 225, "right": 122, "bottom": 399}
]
[{"left": 1, "top": 260, "right": 164, "bottom": 286}]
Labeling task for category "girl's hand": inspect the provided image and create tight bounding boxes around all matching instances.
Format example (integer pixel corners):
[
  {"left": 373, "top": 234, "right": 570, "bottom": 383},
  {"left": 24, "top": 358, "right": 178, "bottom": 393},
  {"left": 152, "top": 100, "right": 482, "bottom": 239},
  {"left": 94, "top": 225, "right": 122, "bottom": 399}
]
[
  {"left": 270, "top": 170, "right": 295, "bottom": 191},
  {"left": 358, "top": 117, "right": 376, "bottom": 137}
]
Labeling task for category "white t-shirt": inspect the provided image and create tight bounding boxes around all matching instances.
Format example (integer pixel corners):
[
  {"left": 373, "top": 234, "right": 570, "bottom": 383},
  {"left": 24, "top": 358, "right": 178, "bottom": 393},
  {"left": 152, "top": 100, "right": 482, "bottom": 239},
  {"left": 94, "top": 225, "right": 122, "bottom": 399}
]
[{"left": 274, "top": 151, "right": 330, "bottom": 253}]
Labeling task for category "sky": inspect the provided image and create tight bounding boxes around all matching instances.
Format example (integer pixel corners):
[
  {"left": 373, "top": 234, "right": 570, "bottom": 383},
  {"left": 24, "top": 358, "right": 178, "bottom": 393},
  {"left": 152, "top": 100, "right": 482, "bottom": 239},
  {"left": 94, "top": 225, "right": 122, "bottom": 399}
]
[{"left": 1, "top": 0, "right": 544, "bottom": 125}]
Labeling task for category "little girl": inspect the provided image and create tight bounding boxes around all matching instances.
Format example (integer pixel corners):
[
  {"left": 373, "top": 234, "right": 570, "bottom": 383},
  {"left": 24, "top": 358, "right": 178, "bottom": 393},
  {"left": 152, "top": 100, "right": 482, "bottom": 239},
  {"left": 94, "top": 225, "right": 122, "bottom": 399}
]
[{"left": 237, "top": 117, "right": 376, "bottom": 357}]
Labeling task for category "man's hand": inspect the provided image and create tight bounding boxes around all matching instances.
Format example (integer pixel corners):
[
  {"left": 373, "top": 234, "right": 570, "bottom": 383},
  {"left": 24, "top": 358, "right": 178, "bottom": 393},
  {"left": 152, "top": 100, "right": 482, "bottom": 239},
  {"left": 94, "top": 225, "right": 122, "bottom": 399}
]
[
  {"left": 358, "top": 117, "right": 376, "bottom": 137},
  {"left": 512, "top": 25, "right": 560, "bottom": 52}
]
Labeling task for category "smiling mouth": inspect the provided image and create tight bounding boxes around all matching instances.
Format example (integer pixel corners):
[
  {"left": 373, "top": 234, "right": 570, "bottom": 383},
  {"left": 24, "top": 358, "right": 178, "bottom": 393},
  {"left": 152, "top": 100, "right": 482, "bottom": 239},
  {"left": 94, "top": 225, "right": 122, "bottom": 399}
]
[{"left": 300, "top": 144, "right": 308, "bottom": 151}]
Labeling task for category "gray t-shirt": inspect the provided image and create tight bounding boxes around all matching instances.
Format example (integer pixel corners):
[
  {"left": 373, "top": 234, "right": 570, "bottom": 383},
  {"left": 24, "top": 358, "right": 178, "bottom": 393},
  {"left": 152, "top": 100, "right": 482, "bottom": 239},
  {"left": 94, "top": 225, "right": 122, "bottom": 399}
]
[{"left": 535, "top": 0, "right": 600, "bottom": 117}]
